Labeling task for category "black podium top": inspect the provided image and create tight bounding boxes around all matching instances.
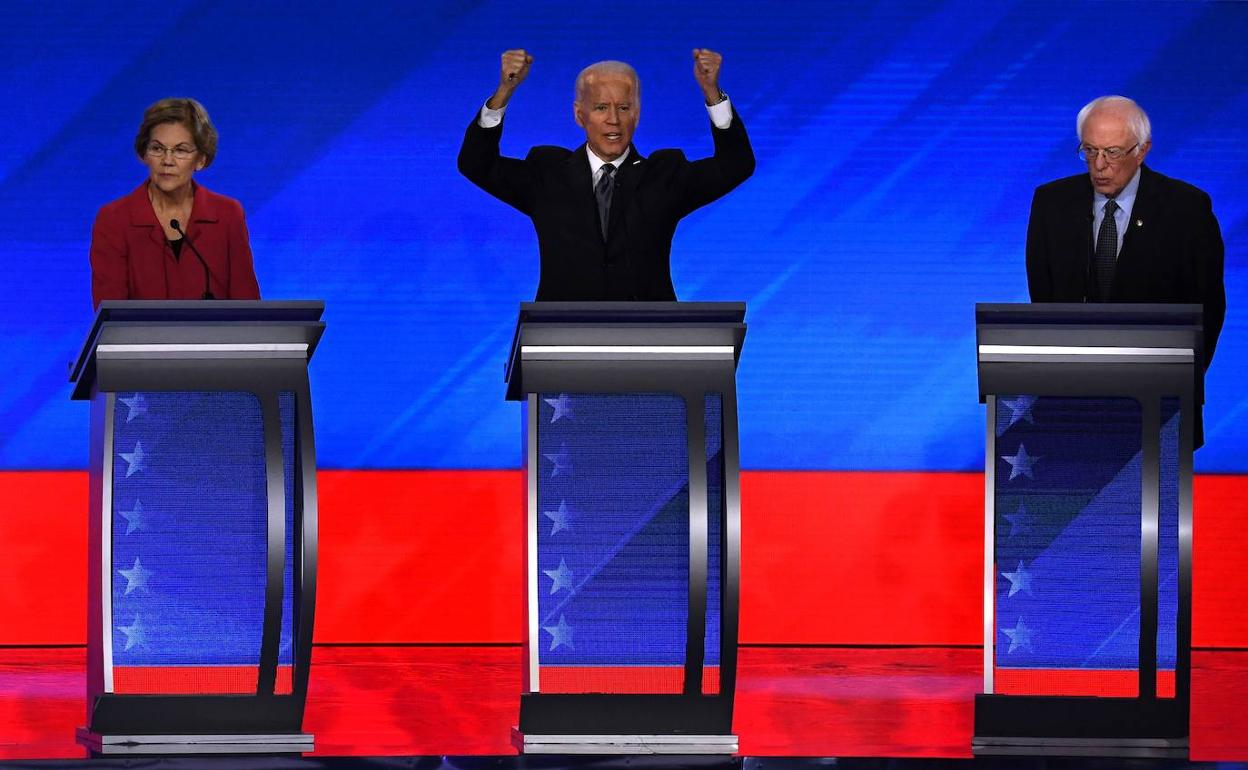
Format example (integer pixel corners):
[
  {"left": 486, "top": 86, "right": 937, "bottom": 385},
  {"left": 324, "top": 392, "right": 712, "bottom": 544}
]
[
  {"left": 70, "top": 300, "right": 325, "bottom": 400},
  {"left": 974, "top": 302, "right": 1204, "bottom": 401},
  {"left": 976, "top": 302, "right": 1202, "bottom": 328},
  {"left": 505, "top": 302, "right": 747, "bottom": 401},
  {"left": 515, "top": 301, "right": 746, "bottom": 325}
]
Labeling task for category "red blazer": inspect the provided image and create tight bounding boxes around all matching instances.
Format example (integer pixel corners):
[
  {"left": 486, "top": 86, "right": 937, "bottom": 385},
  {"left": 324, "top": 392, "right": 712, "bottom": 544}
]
[{"left": 90, "top": 181, "right": 261, "bottom": 308}]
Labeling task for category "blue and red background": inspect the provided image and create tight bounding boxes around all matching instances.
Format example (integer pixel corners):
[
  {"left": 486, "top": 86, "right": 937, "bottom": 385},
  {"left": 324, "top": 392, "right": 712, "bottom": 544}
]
[{"left": 1, "top": 1, "right": 1245, "bottom": 653}]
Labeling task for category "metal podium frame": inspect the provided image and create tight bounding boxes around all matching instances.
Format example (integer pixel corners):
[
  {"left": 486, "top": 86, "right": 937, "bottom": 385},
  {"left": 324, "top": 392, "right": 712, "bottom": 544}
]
[
  {"left": 505, "top": 302, "right": 746, "bottom": 754},
  {"left": 69, "top": 300, "right": 325, "bottom": 754},
  {"left": 973, "top": 302, "right": 1201, "bottom": 758}
]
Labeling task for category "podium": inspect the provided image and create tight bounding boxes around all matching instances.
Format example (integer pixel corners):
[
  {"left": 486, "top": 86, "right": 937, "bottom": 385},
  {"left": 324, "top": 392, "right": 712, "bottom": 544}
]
[
  {"left": 505, "top": 302, "right": 745, "bottom": 754},
  {"left": 973, "top": 303, "right": 1201, "bottom": 758},
  {"left": 68, "top": 300, "right": 325, "bottom": 754}
]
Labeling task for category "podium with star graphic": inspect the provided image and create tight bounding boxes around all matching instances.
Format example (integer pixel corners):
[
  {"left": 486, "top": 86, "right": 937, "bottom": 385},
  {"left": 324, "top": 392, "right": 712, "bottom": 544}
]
[
  {"left": 972, "top": 303, "right": 1202, "bottom": 758},
  {"left": 504, "top": 302, "right": 745, "bottom": 754},
  {"left": 68, "top": 300, "right": 325, "bottom": 754}
]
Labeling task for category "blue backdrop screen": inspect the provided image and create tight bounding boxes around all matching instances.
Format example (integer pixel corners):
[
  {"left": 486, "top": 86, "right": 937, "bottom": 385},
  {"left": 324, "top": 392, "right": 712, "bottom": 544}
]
[{"left": 0, "top": 1, "right": 1244, "bottom": 472}]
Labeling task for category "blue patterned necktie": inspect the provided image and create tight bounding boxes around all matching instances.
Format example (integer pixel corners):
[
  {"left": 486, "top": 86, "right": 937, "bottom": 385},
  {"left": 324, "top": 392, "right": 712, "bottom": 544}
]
[
  {"left": 1093, "top": 199, "right": 1119, "bottom": 301},
  {"left": 595, "top": 163, "right": 616, "bottom": 241}
]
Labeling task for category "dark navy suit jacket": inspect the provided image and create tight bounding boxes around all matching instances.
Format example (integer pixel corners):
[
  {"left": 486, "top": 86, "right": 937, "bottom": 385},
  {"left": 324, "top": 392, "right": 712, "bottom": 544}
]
[
  {"left": 458, "top": 109, "right": 754, "bottom": 301},
  {"left": 1025, "top": 164, "right": 1226, "bottom": 445},
  {"left": 1025, "top": 164, "right": 1225, "bottom": 366}
]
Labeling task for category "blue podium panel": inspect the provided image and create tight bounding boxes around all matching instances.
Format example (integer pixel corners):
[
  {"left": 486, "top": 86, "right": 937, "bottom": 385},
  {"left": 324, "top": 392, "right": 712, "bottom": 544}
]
[
  {"left": 992, "top": 396, "right": 1179, "bottom": 697},
  {"left": 108, "top": 391, "right": 296, "bottom": 694},
  {"left": 535, "top": 392, "right": 690, "bottom": 694}
]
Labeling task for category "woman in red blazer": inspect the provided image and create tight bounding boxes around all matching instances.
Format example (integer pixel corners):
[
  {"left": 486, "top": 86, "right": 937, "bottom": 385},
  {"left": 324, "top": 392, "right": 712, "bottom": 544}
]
[{"left": 89, "top": 98, "right": 261, "bottom": 308}]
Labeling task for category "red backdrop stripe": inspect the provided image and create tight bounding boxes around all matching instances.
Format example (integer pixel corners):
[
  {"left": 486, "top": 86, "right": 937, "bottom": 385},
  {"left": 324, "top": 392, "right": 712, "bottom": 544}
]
[{"left": 1, "top": 470, "right": 1244, "bottom": 647}]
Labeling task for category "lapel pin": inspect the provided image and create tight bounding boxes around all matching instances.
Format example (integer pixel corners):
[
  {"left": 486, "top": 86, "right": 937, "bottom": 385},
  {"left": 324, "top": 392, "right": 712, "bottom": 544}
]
[
  {"left": 632, "top": 159, "right": 640, "bottom": 165},
  {"left": 1135, "top": 219, "right": 1144, "bottom": 227}
]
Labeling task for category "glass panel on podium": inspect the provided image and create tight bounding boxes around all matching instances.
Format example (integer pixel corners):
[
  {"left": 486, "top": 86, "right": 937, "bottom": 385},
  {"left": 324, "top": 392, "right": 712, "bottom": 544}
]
[
  {"left": 108, "top": 391, "right": 267, "bottom": 694},
  {"left": 534, "top": 392, "right": 689, "bottom": 694},
  {"left": 992, "top": 396, "right": 1143, "bottom": 697},
  {"left": 991, "top": 395, "right": 1183, "bottom": 700}
]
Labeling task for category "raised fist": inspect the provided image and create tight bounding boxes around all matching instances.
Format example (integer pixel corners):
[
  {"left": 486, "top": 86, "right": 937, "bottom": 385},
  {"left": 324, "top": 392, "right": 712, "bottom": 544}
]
[
  {"left": 692, "top": 48, "right": 723, "bottom": 102},
  {"left": 500, "top": 49, "right": 533, "bottom": 88}
]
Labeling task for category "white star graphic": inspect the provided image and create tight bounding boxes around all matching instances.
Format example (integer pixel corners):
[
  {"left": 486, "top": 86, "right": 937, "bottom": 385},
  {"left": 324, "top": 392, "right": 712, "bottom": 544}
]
[
  {"left": 119, "top": 500, "right": 147, "bottom": 535},
  {"left": 118, "top": 441, "right": 146, "bottom": 478},
  {"left": 544, "top": 394, "right": 574, "bottom": 423},
  {"left": 543, "top": 558, "right": 574, "bottom": 594},
  {"left": 1001, "top": 560, "right": 1034, "bottom": 597},
  {"left": 118, "top": 556, "right": 153, "bottom": 595},
  {"left": 1001, "top": 443, "right": 1040, "bottom": 481},
  {"left": 1003, "top": 502, "right": 1030, "bottom": 538},
  {"left": 1001, "top": 618, "right": 1033, "bottom": 654},
  {"left": 543, "top": 500, "right": 573, "bottom": 535},
  {"left": 543, "top": 444, "right": 572, "bottom": 477},
  {"left": 119, "top": 393, "right": 149, "bottom": 423},
  {"left": 543, "top": 614, "right": 574, "bottom": 650},
  {"left": 118, "top": 614, "right": 147, "bottom": 651},
  {"left": 1000, "top": 395, "right": 1037, "bottom": 433}
]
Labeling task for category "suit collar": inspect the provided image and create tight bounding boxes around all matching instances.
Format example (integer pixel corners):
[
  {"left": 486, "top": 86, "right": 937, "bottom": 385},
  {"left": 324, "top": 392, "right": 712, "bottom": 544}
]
[
  {"left": 586, "top": 145, "right": 632, "bottom": 176},
  {"left": 1119, "top": 165, "right": 1159, "bottom": 262},
  {"left": 619, "top": 144, "right": 645, "bottom": 167},
  {"left": 127, "top": 180, "right": 220, "bottom": 247},
  {"left": 127, "top": 181, "right": 220, "bottom": 225},
  {"left": 190, "top": 181, "right": 220, "bottom": 224},
  {"left": 570, "top": 144, "right": 646, "bottom": 178}
]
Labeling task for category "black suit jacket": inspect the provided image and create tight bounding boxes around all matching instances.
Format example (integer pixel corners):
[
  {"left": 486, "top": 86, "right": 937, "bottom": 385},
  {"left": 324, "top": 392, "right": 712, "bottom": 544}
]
[
  {"left": 1026, "top": 164, "right": 1225, "bottom": 365},
  {"left": 1025, "top": 164, "right": 1226, "bottom": 445},
  {"left": 457, "top": 109, "right": 755, "bottom": 300}
]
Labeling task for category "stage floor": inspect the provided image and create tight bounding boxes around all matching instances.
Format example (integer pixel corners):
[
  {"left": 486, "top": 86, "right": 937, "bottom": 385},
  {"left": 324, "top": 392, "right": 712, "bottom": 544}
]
[{"left": 2, "top": 646, "right": 1246, "bottom": 762}]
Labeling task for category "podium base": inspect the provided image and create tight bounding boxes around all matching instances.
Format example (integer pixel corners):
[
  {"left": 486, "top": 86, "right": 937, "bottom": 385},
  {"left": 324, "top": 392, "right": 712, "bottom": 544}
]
[
  {"left": 973, "top": 693, "right": 1187, "bottom": 758},
  {"left": 972, "top": 736, "right": 1187, "bottom": 758},
  {"left": 512, "top": 727, "right": 737, "bottom": 754},
  {"left": 76, "top": 727, "right": 313, "bottom": 755}
]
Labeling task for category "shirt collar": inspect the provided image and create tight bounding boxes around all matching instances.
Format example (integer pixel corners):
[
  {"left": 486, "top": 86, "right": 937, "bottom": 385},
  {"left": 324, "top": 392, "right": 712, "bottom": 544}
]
[
  {"left": 1093, "top": 165, "right": 1142, "bottom": 212},
  {"left": 586, "top": 146, "right": 630, "bottom": 178}
]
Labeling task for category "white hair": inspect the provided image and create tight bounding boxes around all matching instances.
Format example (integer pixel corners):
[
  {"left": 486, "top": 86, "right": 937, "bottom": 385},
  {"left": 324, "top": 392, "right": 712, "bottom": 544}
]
[
  {"left": 1076, "top": 95, "right": 1151, "bottom": 152},
  {"left": 574, "top": 60, "right": 640, "bottom": 103}
]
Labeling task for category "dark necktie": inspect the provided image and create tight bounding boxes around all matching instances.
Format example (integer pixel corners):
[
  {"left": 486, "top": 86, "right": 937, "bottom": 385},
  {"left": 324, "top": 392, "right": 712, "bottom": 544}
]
[
  {"left": 595, "top": 163, "right": 616, "bottom": 240},
  {"left": 1093, "top": 199, "right": 1119, "bottom": 301}
]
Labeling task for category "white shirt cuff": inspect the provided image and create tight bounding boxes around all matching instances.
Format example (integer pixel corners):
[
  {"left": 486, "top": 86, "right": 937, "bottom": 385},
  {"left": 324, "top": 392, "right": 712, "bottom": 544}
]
[
  {"left": 478, "top": 101, "right": 505, "bottom": 128},
  {"left": 707, "top": 97, "right": 733, "bottom": 129}
]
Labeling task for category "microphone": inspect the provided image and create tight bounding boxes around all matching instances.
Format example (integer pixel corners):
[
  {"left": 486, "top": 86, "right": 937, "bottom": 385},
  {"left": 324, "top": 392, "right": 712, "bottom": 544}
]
[{"left": 170, "top": 219, "right": 216, "bottom": 300}]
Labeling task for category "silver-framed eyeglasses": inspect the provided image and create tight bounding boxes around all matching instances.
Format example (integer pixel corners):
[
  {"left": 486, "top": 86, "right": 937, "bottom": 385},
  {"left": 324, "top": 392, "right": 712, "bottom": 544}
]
[
  {"left": 1078, "top": 143, "right": 1138, "bottom": 163},
  {"left": 145, "top": 141, "right": 198, "bottom": 160}
]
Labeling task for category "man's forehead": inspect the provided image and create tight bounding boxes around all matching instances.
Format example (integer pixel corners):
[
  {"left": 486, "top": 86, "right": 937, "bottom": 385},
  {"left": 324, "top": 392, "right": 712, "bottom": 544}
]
[
  {"left": 581, "top": 75, "right": 636, "bottom": 100},
  {"left": 1082, "top": 109, "right": 1131, "bottom": 138}
]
